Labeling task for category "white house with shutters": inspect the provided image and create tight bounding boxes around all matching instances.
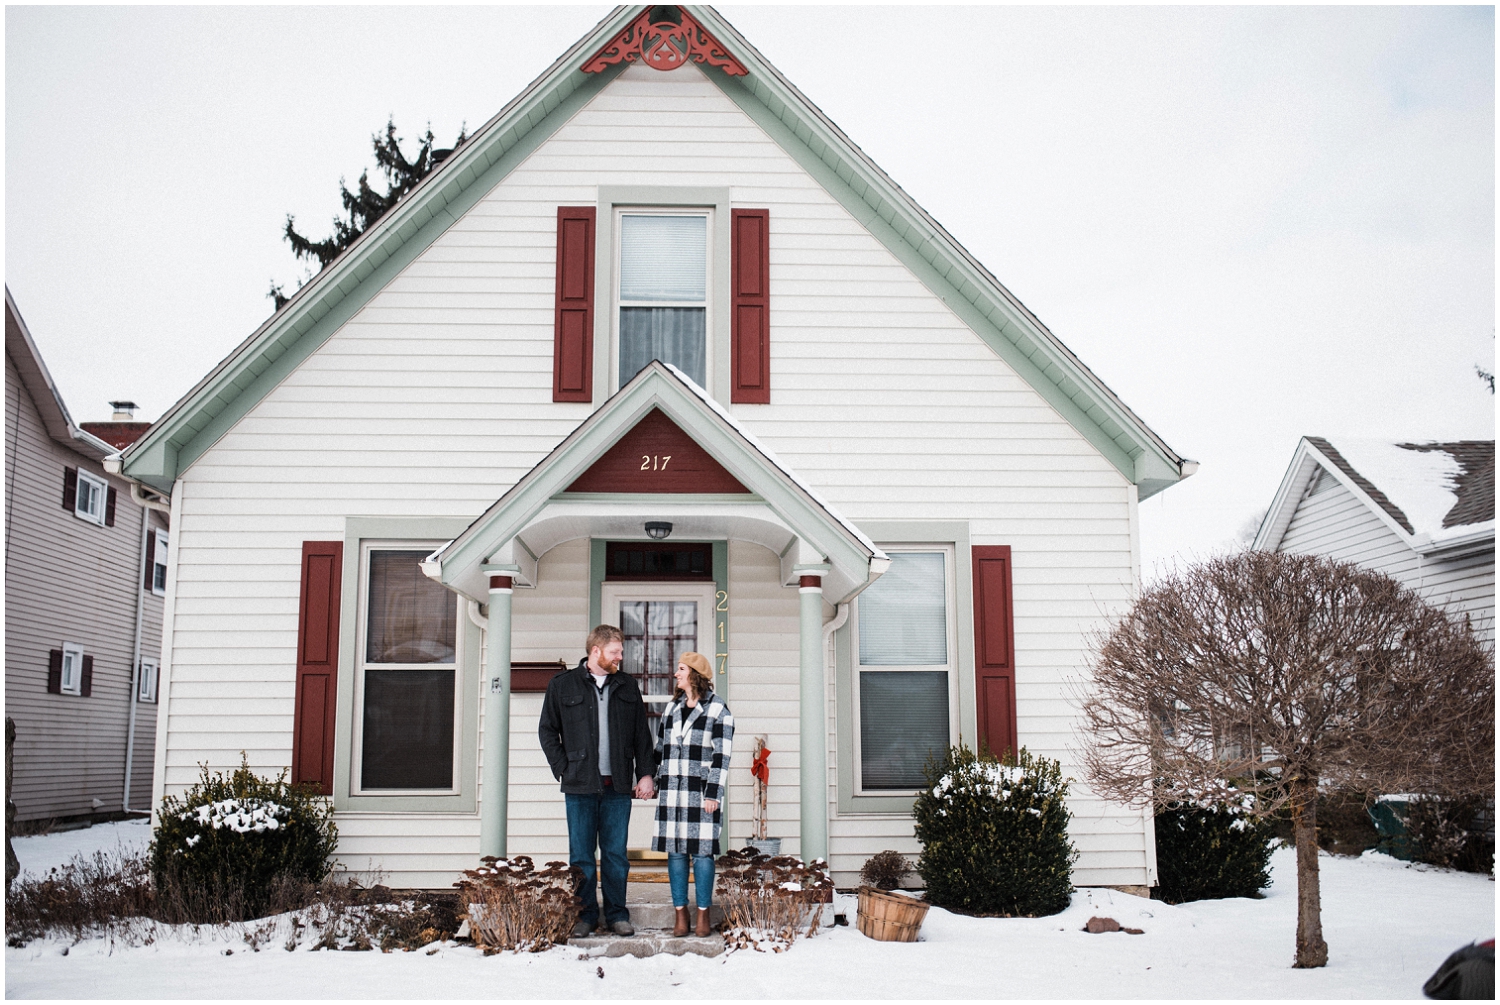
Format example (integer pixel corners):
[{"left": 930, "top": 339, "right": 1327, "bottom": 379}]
[
  {"left": 116, "top": 5, "right": 1195, "bottom": 890},
  {"left": 1253, "top": 436, "right": 1494, "bottom": 645}
]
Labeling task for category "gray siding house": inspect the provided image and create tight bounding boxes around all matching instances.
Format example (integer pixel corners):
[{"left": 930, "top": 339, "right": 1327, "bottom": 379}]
[
  {"left": 1254, "top": 436, "right": 1495, "bottom": 645},
  {"left": 5, "top": 288, "right": 169, "bottom": 824}
]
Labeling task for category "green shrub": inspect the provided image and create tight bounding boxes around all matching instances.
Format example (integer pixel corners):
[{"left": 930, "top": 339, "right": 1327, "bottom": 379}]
[
  {"left": 912, "top": 744, "right": 1075, "bottom": 917},
  {"left": 1153, "top": 798, "right": 1275, "bottom": 904},
  {"left": 150, "top": 756, "right": 338, "bottom": 922},
  {"left": 1399, "top": 795, "right": 1494, "bottom": 874}
]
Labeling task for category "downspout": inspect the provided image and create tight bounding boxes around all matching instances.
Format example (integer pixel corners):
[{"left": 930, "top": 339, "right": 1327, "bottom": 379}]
[{"left": 122, "top": 504, "right": 148, "bottom": 812}]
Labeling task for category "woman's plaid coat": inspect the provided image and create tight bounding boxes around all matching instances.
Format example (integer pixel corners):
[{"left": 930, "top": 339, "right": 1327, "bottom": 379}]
[{"left": 652, "top": 689, "right": 735, "bottom": 856}]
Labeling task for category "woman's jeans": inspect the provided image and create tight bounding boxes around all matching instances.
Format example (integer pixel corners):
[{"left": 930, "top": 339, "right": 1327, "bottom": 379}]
[{"left": 667, "top": 852, "right": 715, "bottom": 909}]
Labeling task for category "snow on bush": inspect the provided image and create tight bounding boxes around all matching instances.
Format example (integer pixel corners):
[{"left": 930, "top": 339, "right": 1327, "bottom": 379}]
[
  {"left": 1153, "top": 793, "right": 1276, "bottom": 904},
  {"left": 913, "top": 744, "right": 1076, "bottom": 917}
]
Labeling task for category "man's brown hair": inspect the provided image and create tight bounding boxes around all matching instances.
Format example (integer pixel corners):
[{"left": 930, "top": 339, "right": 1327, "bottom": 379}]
[{"left": 586, "top": 624, "right": 624, "bottom": 655}]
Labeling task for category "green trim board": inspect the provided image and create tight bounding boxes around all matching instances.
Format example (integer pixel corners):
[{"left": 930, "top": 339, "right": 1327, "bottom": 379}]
[
  {"left": 334, "top": 517, "right": 479, "bottom": 814},
  {"left": 120, "top": 3, "right": 1189, "bottom": 501},
  {"left": 835, "top": 520, "right": 972, "bottom": 815}
]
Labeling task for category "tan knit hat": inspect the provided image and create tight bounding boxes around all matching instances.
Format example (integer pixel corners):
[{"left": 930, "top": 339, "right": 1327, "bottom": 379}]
[{"left": 678, "top": 651, "right": 712, "bottom": 678}]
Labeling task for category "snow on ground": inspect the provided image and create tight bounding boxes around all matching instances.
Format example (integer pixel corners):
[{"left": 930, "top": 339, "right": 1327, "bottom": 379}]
[
  {"left": 6, "top": 824, "right": 1495, "bottom": 1000},
  {"left": 10, "top": 818, "right": 152, "bottom": 878}
]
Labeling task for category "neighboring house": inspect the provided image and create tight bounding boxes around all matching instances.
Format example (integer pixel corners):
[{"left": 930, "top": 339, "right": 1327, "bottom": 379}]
[
  {"left": 117, "top": 5, "right": 1194, "bottom": 889},
  {"left": 5, "top": 288, "right": 170, "bottom": 824},
  {"left": 1254, "top": 436, "right": 1495, "bottom": 645}
]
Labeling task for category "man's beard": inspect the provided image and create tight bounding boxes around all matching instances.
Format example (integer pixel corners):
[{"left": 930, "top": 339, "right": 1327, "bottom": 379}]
[{"left": 598, "top": 654, "right": 619, "bottom": 674}]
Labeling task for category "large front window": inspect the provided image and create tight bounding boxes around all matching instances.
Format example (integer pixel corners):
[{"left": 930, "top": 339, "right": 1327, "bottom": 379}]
[
  {"left": 356, "top": 546, "right": 459, "bottom": 791},
  {"left": 854, "top": 548, "right": 955, "bottom": 791},
  {"left": 618, "top": 211, "right": 708, "bottom": 387}
]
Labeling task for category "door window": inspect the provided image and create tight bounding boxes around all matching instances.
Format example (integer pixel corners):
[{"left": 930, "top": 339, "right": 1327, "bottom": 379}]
[{"left": 620, "top": 599, "right": 699, "bottom": 718}]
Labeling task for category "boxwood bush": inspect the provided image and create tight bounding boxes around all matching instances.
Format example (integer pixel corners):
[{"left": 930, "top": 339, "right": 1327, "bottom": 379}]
[
  {"left": 150, "top": 756, "right": 338, "bottom": 921},
  {"left": 1153, "top": 797, "right": 1275, "bottom": 904},
  {"left": 912, "top": 744, "right": 1075, "bottom": 917}
]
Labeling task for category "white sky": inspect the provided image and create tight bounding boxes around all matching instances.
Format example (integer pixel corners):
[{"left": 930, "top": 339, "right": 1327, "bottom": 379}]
[{"left": 5, "top": 4, "right": 1494, "bottom": 573}]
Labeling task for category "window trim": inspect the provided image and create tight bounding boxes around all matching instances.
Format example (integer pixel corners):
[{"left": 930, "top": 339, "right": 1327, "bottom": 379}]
[
  {"left": 332, "top": 518, "right": 478, "bottom": 813},
  {"left": 60, "top": 642, "right": 85, "bottom": 696},
  {"left": 74, "top": 470, "right": 107, "bottom": 525},
  {"left": 594, "top": 186, "right": 732, "bottom": 404},
  {"left": 351, "top": 540, "right": 464, "bottom": 797},
  {"left": 835, "top": 521, "right": 976, "bottom": 815},
  {"left": 138, "top": 659, "right": 159, "bottom": 703},
  {"left": 850, "top": 544, "right": 959, "bottom": 797},
  {"left": 151, "top": 529, "right": 169, "bottom": 596}
]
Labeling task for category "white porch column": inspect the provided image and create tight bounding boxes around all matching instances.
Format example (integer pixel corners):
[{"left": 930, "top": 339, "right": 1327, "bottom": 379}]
[
  {"left": 798, "top": 573, "right": 828, "bottom": 861},
  {"left": 480, "top": 573, "right": 513, "bottom": 858}
]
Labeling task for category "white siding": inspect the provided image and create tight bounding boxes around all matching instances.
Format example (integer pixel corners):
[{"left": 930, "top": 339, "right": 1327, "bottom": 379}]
[
  {"left": 1279, "top": 474, "right": 1495, "bottom": 645},
  {"left": 163, "top": 63, "right": 1146, "bottom": 886}
]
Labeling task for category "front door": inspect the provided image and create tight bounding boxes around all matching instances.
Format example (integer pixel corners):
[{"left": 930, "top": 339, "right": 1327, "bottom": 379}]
[{"left": 599, "top": 581, "right": 717, "bottom": 853}]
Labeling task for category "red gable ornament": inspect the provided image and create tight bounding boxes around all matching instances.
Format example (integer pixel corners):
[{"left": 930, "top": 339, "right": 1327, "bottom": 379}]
[{"left": 583, "top": 6, "right": 748, "bottom": 76}]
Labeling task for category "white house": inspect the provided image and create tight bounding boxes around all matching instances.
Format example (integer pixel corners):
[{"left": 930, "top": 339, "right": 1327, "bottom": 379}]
[
  {"left": 116, "top": 5, "right": 1194, "bottom": 890},
  {"left": 1253, "top": 436, "right": 1494, "bottom": 645}
]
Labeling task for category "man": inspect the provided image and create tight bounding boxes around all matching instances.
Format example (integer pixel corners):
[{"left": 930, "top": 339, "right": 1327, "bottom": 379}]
[{"left": 538, "top": 624, "right": 657, "bottom": 937}]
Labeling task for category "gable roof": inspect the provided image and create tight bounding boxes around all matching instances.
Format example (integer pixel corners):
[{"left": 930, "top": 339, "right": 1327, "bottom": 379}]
[
  {"left": 5, "top": 287, "right": 115, "bottom": 462},
  {"left": 119, "top": 4, "right": 1193, "bottom": 498},
  {"left": 1254, "top": 435, "right": 1496, "bottom": 557},
  {"left": 425, "top": 360, "right": 888, "bottom": 605}
]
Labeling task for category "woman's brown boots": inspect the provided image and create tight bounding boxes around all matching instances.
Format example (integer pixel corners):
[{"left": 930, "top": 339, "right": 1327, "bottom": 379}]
[
  {"left": 695, "top": 907, "right": 712, "bottom": 937},
  {"left": 672, "top": 907, "right": 690, "bottom": 937}
]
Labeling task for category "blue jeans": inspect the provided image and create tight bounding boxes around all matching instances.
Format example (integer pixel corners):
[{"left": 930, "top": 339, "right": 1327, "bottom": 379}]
[
  {"left": 667, "top": 852, "right": 715, "bottom": 909},
  {"left": 565, "top": 782, "right": 633, "bottom": 926}
]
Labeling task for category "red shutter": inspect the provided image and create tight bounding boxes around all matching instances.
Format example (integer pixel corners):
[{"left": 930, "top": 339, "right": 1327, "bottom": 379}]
[
  {"left": 62, "top": 467, "right": 77, "bottom": 511},
  {"left": 731, "top": 209, "right": 771, "bottom": 403},
  {"left": 104, "top": 486, "right": 117, "bottom": 527},
  {"left": 553, "top": 206, "right": 596, "bottom": 402},
  {"left": 80, "top": 655, "right": 93, "bottom": 697},
  {"left": 972, "top": 545, "right": 1017, "bottom": 760},
  {"left": 292, "top": 541, "right": 342, "bottom": 794},
  {"left": 143, "top": 530, "right": 157, "bottom": 589},
  {"left": 47, "top": 650, "right": 62, "bottom": 694}
]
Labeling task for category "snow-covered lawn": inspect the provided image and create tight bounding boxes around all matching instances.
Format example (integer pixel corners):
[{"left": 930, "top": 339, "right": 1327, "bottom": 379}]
[{"left": 6, "top": 823, "right": 1493, "bottom": 999}]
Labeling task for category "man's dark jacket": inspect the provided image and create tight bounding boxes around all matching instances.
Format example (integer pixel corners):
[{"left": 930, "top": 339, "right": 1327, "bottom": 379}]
[{"left": 538, "top": 660, "right": 656, "bottom": 794}]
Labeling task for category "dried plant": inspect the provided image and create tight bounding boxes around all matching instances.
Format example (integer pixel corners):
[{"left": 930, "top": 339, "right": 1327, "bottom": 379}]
[
  {"left": 454, "top": 856, "right": 582, "bottom": 953},
  {"left": 858, "top": 850, "right": 912, "bottom": 891},
  {"left": 1079, "top": 552, "right": 1494, "bottom": 969},
  {"left": 714, "top": 849, "right": 834, "bottom": 951}
]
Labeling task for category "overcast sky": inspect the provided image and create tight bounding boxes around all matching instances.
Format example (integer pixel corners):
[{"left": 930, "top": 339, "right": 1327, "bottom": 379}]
[{"left": 6, "top": 4, "right": 1494, "bottom": 573}]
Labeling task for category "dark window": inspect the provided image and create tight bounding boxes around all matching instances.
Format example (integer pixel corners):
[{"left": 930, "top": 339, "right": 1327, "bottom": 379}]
[{"left": 605, "top": 541, "right": 712, "bottom": 581}]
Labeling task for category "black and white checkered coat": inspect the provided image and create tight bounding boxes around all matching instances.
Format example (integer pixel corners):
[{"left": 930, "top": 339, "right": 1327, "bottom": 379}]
[{"left": 652, "top": 690, "right": 735, "bottom": 856}]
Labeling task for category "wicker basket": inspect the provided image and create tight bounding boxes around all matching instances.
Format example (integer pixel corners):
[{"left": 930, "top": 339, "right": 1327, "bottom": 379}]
[{"left": 856, "top": 886, "right": 930, "bottom": 942}]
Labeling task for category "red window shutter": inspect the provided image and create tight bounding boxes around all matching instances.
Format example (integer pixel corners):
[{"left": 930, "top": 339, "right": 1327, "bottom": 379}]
[
  {"left": 292, "top": 541, "right": 342, "bottom": 795},
  {"left": 62, "top": 467, "right": 77, "bottom": 511},
  {"left": 104, "top": 486, "right": 117, "bottom": 527},
  {"left": 143, "top": 530, "right": 157, "bottom": 589},
  {"left": 972, "top": 545, "right": 1017, "bottom": 759},
  {"left": 731, "top": 209, "right": 771, "bottom": 403},
  {"left": 47, "top": 650, "right": 62, "bottom": 694},
  {"left": 553, "top": 206, "right": 596, "bottom": 402},
  {"left": 80, "top": 655, "right": 94, "bottom": 697}
]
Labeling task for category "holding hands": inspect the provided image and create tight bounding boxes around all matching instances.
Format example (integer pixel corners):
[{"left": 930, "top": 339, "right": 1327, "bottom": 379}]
[{"left": 634, "top": 776, "right": 656, "bottom": 799}]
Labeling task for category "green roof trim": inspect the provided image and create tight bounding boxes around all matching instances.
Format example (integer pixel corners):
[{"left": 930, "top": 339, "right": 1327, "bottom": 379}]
[{"left": 122, "top": 3, "right": 1190, "bottom": 499}]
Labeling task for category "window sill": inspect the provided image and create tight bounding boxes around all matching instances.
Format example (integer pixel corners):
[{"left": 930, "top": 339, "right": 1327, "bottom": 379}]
[{"left": 334, "top": 792, "right": 475, "bottom": 814}]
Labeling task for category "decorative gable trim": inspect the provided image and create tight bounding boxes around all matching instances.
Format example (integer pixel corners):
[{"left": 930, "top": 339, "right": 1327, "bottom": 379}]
[{"left": 583, "top": 6, "right": 746, "bottom": 76}]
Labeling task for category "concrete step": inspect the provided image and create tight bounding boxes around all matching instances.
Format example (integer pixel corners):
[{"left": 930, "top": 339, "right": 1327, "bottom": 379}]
[
  {"left": 570, "top": 932, "right": 725, "bottom": 959},
  {"left": 622, "top": 902, "right": 725, "bottom": 930}
]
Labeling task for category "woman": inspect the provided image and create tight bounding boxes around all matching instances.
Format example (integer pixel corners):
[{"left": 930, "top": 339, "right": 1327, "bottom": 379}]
[{"left": 653, "top": 651, "right": 735, "bottom": 937}]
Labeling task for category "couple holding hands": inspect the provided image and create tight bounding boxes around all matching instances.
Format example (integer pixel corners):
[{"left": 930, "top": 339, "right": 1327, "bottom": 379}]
[{"left": 538, "top": 625, "right": 734, "bottom": 939}]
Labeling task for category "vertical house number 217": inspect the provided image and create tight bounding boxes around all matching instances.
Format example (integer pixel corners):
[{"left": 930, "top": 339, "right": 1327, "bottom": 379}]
[{"left": 640, "top": 455, "right": 671, "bottom": 471}]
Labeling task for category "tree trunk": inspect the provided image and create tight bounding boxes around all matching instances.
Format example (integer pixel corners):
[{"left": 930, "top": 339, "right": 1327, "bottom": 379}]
[{"left": 1291, "top": 778, "right": 1328, "bottom": 968}]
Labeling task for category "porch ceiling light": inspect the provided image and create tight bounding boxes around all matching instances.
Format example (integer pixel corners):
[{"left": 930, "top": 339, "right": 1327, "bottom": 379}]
[{"left": 645, "top": 521, "right": 673, "bottom": 540}]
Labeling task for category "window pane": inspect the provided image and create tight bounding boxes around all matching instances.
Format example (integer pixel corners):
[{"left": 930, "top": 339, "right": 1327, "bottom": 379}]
[
  {"left": 620, "top": 600, "right": 697, "bottom": 708},
  {"left": 858, "top": 552, "right": 948, "bottom": 666},
  {"left": 620, "top": 215, "right": 706, "bottom": 301},
  {"left": 619, "top": 307, "right": 705, "bottom": 386},
  {"left": 360, "top": 669, "right": 455, "bottom": 789},
  {"left": 860, "top": 670, "right": 949, "bottom": 789},
  {"left": 366, "top": 550, "right": 456, "bottom": 664}
]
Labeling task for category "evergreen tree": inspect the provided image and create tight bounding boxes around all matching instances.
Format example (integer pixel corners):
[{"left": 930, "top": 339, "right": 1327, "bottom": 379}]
[{"left": 270, "top": 118, "right": 466, "bottom": 309}]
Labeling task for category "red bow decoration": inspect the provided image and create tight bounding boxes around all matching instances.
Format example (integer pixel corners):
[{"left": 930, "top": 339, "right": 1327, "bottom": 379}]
[{"left": 750, "top": 747, "right": 771, "bottom": 784}]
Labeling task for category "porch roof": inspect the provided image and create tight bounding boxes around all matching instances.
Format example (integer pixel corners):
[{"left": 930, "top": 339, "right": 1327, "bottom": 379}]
[{"left": 423, "top": 361, "right": 889, "bottom": 604}]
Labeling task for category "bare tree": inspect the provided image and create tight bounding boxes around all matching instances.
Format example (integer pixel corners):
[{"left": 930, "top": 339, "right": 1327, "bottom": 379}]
[{"left": 1080, "top": 551, "right": 1493, "bottom": 969}]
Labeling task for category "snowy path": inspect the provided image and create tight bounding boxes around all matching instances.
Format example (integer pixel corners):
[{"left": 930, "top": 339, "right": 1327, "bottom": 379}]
[
  {"left": 6, "top": 829, "right": 1494, "bottom": 999},
  {"left": 10, "top": 818, "right": 153, "bottom": 879}
]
